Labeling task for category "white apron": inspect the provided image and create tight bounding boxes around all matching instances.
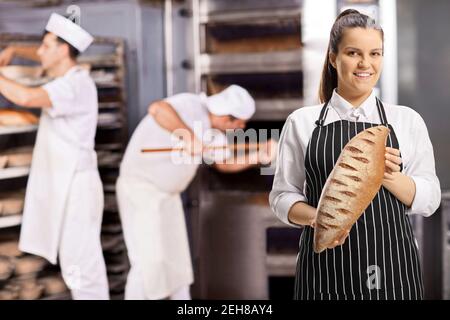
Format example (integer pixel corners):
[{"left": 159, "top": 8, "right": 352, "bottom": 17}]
[
  {"left": 19, "top": 111, "right": 81, "bottom": 264},
  {"left": 116, "top": 175, "right": 194, "bottom": 299}
]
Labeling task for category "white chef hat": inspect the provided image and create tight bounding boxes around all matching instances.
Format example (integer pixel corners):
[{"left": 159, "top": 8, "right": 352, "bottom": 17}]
[
  {"left": 206, "top": 85, "right": 255, "bottom": 120},
  {"left": 45, "top": 13, "right": 94, "bottom": 52}
]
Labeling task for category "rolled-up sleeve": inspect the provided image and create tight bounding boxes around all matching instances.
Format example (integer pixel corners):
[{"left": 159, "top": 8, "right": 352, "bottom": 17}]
[
  {"left": 43, "top": 77, "right": 78, "bottom": 118},
  {"left": 405, "top": 113, "right": 441, "bottom": 217},
  {"left": 269, "top": 115, "right": 308, "bottom": 227}
]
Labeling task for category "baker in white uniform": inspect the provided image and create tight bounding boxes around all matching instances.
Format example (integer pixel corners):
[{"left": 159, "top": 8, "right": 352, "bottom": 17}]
[
  {"left": 117, "top": 85, "right": 276, "bottom": 300},
  {"left": 0, "top": 13, "right": 109, "bottom": 299}
]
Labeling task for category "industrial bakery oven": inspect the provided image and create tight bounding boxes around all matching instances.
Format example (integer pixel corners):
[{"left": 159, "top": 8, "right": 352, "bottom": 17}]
[{"left": 178, "top": 0, "right": 305, "bottom": 300}]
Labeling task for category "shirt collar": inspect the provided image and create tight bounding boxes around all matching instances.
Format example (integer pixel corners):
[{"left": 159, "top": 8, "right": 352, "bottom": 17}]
[
  {"left": 61, "top": 65, "right": 84, "bottom": 78},
  {"left": 329, "top": 89, "right": 378, "bottom": 120}
]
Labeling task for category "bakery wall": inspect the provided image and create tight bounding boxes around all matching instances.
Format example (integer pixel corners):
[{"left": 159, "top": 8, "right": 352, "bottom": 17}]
[
  {"left": 397, "top": 0, "right": 450, "bottom": 190},
  {"left": 397, "top": 0, "right": 450, "bottom": 299}
]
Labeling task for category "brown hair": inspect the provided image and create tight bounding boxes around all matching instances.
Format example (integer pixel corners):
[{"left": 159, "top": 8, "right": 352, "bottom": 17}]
[
  {"left": 43, "top": 31, "right": 80, "bottom": 60},
  {"left": 318, "top": 9, "right": 384, "bottom": 103}
]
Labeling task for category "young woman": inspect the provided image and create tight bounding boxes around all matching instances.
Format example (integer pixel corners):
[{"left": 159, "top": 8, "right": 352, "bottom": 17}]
[{"left": 269, "top": 9, "right": 441, "bottom": 300}]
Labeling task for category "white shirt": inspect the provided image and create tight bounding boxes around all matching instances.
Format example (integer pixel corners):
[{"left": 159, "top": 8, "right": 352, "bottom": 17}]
[
  {"left": 120, "top": 92, "right": 228, "bottom": 194},
  {"left": 42, "top": 66, "right": 98, "bottom": 169},
  {"left": 269, "top": 89, "right": 441, "bottom": 227}
]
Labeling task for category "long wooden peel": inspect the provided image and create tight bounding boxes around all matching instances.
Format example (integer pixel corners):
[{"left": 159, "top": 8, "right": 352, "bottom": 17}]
[{"left": 141, "top": 142, "right": 261, "bottom": 153}]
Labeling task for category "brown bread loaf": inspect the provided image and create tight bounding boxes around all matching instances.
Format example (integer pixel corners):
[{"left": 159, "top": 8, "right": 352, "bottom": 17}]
[
  {"left": 314, "top": 125, "right": 390, "bottom": 253},
  {"left": 0, "top": 109, "right": 39, "bottom": 126}
]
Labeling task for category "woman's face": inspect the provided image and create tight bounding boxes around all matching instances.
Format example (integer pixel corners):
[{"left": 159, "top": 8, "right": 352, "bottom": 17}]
[{"left": 330, "top": 27, "right": 383, "bottom": 97}]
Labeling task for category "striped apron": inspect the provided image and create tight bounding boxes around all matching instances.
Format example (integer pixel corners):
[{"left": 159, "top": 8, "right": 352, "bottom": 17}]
[{"left": 294, "top": 98, "right": 424, "bottom": 300}]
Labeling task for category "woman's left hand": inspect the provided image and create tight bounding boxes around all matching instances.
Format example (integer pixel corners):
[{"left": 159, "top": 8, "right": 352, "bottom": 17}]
[{"left": 384, "top": 147, "right": 402, "bottom": 180}]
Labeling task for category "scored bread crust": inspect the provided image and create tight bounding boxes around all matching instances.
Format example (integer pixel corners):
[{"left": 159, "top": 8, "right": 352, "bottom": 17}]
[{"left": 313, "top": 125, "right": 390, "bottom": 253}]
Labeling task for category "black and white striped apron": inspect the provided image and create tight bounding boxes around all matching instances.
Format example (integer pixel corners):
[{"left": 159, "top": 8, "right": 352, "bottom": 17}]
[{"left": 294, "top": 98, "right": 424, "bottom": 300}]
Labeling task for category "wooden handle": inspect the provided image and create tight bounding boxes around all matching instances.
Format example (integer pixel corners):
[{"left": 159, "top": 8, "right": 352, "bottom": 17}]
[{"left": 141, "top": 142, "right": 260, "bottom": 153}]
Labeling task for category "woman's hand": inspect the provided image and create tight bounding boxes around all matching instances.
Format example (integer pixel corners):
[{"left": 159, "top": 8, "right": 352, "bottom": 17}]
[
  {"left": 384, "top": 147, "right": 402, "bottom": 181},
  {"left": 310, "top": 220, "right": 350, "bottom": 248},
  {"left": 331, "top": 230, "right": 350, "bottom": 248},
  {"left": 382, "top": 147, "right": 417, "bottom": 207}
]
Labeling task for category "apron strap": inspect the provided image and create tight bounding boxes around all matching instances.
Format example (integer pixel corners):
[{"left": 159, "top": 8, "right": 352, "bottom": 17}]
[
  {"left": 376, "top": 97, "right": 389, "bottom": 126},
  {"left": 315, "top": 100, "right": 330, "bottom": 127}
]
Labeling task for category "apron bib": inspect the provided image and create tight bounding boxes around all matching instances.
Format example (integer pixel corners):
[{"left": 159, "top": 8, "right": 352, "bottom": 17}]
[{"left": 294, "top": 98, "right": 423, "bottom": 300}]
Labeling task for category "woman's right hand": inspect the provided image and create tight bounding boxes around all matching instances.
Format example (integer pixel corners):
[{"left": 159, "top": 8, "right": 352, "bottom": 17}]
[
  {"left": 330, "top": 230, "right": 350, "bottom": 248},
  {"left": 310, "top": 219, "right": 350, "bottom": 248},
  {"left": 0, "top": 47, "right": 15, "bottom": 66}
]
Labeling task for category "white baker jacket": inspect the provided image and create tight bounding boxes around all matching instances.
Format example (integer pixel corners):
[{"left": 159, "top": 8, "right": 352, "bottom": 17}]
[{"left": 19, "top": 66, "right": 100, "bottom": 264}]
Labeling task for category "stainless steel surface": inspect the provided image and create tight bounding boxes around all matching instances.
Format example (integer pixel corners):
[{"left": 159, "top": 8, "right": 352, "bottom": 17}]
[
  {"left": 187, "top": 0, "right": 306, "bottom": 299},
  {"left": 199, "top": 0, "right": 303, "bottom": 16},
  {"left": 266, "top": 253, "right": 297, "bottom": 277},
  {"left": 200, "top": 7, "right": 302, "bottom": 24},
  {"left": 191, "top": 0, "right": 202, "bottom": 93},
  {"left": 200, "top": 50, "right": 302, "bottom": 74},
  {"left": 164, "top": 0, "right": 174, "bottom": 97},
  {"left": 442, "top": 191, "right": 450, "bottom": 299},
  {"left": 253, "top": 99, "right": 302, "bottom": 121},
  {"left": 398, "top": 0, "right": 450, "bottom": 189},
  {"left": 196, "top": 192, "right": 282, "bottom": 299}
]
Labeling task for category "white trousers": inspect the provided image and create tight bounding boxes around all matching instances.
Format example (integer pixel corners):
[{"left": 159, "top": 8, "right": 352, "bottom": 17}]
[{"left": 58, "top": 170, "right": 109, "bottom": 300}]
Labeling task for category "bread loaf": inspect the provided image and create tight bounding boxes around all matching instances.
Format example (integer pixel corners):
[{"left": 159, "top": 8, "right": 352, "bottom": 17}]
[
  {"left": 0, "top": 156, "right": 7, "bottom": 169},
  {"left": 18, "top": 280, "right": 44, "bottom": 300},
  {"left": 0, "top": 109, "right": 39, "bottom": 126},
  {"left": 313, "top": 125, "right": 390, "bottom": 253},
  {"left": 0, "top": 288, "right": 18, "bottom": 300},
  {"left": 0, "top": 65, "right": 49, "bottom": 87},
  {"left": 0, "top": 241, "right": 22, "bottom": 257},
  {"left": 0, "top": 190, "right": 25, "bottom": 216},
  {"left": 14, "top": 256, "right": 46, "bottom": 275},
  {"left": 2, "top": 146, "right": 33, "bottom": 168},
  {"left": 39, "top": 276, "right": 67, "bottom": 295},
  {"left": 0, "top": 257, "right": 13, "bottom": 280}
]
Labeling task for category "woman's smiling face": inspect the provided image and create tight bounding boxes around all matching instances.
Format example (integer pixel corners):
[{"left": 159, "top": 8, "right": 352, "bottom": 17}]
[{"left": 329, "top": 27, "right": 384, "bottom": 97}]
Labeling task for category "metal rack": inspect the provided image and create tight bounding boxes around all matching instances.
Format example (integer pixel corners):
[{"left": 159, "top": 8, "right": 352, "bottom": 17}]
[
  {"left": 0, "top": 33, "right": 129, "bottom": 300},
  {"left": 0, "top": 86, "right": 39, "bottom": 298},
  {"left": 0, "top": 33, "right": 64, "bottom": 300},
  {"left": 195, "top": 1, "right": 303, "bottom": 121}
]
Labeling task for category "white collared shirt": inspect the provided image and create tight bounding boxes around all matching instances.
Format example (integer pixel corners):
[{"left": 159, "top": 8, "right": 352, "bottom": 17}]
[{"left": 269, "top": 89, "right": 441, "bottom": 227}]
